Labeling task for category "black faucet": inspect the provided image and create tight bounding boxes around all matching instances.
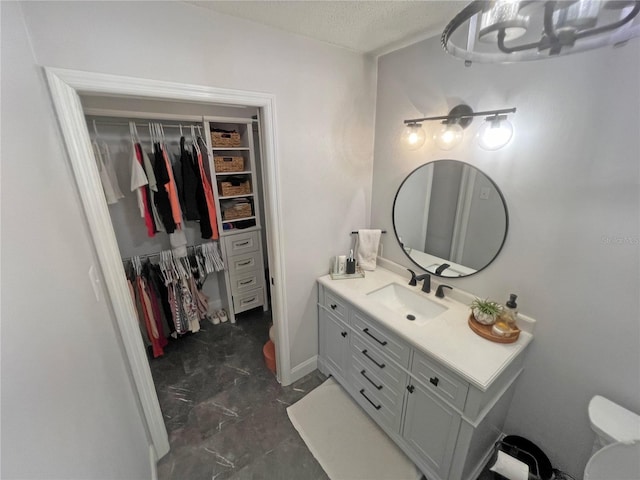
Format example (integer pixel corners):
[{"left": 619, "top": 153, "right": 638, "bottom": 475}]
[
  {"left": 408, "top": 269, "right": 431, "bottom": 293},
  {"left": 415, "top": 273, "right": 431, "bottom": 293},
  {"left": 435, "top": 284, "right": 452, "bottom": 298},
  {"left": 435, "top": 263, "right": 451, "bottom": 275}
]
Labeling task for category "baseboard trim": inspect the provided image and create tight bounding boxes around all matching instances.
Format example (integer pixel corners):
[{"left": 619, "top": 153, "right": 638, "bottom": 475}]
[
  {"left": 149, "top": 444, "right": 158, "bottom": 480},
  {"left": 289, "top": 355, "right": 318, "bottom": 383}
]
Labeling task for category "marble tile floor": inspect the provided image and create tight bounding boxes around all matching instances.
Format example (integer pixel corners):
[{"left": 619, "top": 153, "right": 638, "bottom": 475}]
[
  {"left": 151, "top": 309, "right": 330, "bottom": 480},
  {"left": 150, "top": 308, "right": 496, "bottom": 480}
]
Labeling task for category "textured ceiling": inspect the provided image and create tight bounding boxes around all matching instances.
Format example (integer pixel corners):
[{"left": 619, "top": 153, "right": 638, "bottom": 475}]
[{"left": 187, "top": 1, "right": 463, "bottom": 55}]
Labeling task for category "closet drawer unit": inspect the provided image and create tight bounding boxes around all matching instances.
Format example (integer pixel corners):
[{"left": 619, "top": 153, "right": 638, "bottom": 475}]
[
  {"left": 233, "top": 288, "right": 264, "bottom": 313},
  {"left": 228, "top": 251, "right": 262, "bottom": 278},
  {"left": 321, "top": 290, "right": 348, "bottom": 323},
  {"left": 230, "top": 270, "right": 264, "bottom": 294},
  {"left": 350, "top": 371, "right": 404, "bottom": 434},
  {"left": 349, "top": 347, "right": 406, "bottom": 410},
  {"left": 411, "top": 350, "right": 469, "bottom": 411},
  {"left": 224, "top": 230, "right": 260, "bottom": 256},
  {"left": 351, "top": 309, "right": 410, "bottom": 368},
  {"left": 350, "top": 334, "right": 405, "bottom": 393}
]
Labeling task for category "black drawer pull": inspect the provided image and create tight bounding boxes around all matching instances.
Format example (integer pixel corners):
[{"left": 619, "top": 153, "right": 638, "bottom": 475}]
[
  {"left": 430, "top": 377, "right": 439, "bottom": 387},
  {"left": 239, "top": 279, "right": 254, "bottom": 285},
  {"left": 363, "top": 328, "right": 388, "bottom": 346},
  {"left": 341, "top": 331, "right": 347, "bottom": 338},
  {"left": 361, "top": 370, "right": 383, "bottom": 390},
  {"left": 361, "top": 349, "right": 385, "bottom": 369},
  {"left": 235, "top": 240, "right": 250, "bottom": 247},
  {"left": 242, "top": 297, "right": 257, "bottom": 304},
  {"left": 330, "top": 304, "right": 337, "bottom": 310},
  {"left": 359, "top": 389, "right": 381, "bottom": 410},
  {"left": 238, "top": 260, "right": 252, "bottom": 267}
]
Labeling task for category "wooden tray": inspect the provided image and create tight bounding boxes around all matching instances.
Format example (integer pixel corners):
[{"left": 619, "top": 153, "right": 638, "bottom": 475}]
[{"left": 468, "top": 315, "right": 520, "bottom": 344}]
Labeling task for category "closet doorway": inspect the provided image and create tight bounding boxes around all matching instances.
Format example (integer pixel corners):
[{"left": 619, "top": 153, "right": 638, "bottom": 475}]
[{"left": 45, "top": 68, "right": 290, "bottom": 461}]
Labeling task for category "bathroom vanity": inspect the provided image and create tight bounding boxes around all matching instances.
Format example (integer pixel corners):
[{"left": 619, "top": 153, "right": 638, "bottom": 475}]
[{"left": 317, "top": 262, "right": 534, "bottom": 480}]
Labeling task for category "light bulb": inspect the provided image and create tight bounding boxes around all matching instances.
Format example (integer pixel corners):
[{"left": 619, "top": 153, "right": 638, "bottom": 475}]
[
  {"left": 477, "top": 116, "right": 514, "bottom": 150},
  {"left": 434, "top": 123, "right": 463, "bottom": 150},
  {"left": 401, "top": 123, "right": 426, "bottom": 150}
]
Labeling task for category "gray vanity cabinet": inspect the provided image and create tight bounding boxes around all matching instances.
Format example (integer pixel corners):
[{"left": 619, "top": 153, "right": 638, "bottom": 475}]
[
  {"left": 318, "top": 309, "right": 350, "bottom": 382},
  {"left": 403, "top": 381, "right": 461, "bottom": 479},
  {"left": 317, "top": 282, "right": 526, "bottom": 480}
]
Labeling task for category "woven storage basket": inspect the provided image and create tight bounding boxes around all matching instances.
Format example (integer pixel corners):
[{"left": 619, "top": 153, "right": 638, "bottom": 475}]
[
  {"left": 223, "top": 203, "right": 252, "bottom": 221},
  {"left": 219, "top": 179, "right": 251, "bottom": 197},
  {"left": 211, "top": 130, "right": 241, "bottom": 148},
  {"left": 214, "top": 156, "right": 244, "bottom": 172}
]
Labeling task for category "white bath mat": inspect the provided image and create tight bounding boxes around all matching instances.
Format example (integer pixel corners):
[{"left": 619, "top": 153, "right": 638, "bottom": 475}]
[{"left": 287, "top": 377, "right": 422, "bottom": 480}]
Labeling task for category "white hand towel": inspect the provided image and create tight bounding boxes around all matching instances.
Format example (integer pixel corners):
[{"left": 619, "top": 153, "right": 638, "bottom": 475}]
[{"left": 356, "top": 229, "right": 381, "bottom": 271}]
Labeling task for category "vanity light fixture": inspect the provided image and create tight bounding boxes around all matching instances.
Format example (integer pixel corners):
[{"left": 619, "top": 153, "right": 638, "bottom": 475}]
[
  {"left": 401, "top": 122, "right": 427, "bottom": 150},
  {"left": 442, "top": 0, "right": 640, "bottom": 65},
  {"left": 403, "top": 104, "right": 516, "bottom": 151}
]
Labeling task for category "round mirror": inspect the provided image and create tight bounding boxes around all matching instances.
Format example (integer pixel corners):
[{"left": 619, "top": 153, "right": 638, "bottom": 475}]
[{"left": 393, "top": 159, "right": 508, "bottom": 278}]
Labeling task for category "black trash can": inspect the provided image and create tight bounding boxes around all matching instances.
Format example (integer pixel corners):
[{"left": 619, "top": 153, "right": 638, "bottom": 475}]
[{"left": 491, "top": 435, "right": 554, "bottom": 480}]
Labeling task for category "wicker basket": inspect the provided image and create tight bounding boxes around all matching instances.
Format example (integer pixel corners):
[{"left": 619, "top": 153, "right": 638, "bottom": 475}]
[
  {"left": 223, "top": 202, "right": 252, "bottom": 221},
  {"left": 219, "top": 178, "right": 251, "bottom": 197},
  {"left": 214, "top": 156, "right": 244, "bottom": 172},
  {"left": 211, "top": 130, "right": 241, "bottom": 148}
]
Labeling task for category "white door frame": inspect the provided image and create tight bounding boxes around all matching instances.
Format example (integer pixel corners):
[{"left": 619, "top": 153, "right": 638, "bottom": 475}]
[{"left": 45, "top": 67, "right": 291, "bottom": 459}]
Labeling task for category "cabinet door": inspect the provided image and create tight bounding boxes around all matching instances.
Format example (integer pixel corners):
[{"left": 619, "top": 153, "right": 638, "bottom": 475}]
[
  {"left": 403, "top": 382, "right": 461, "bottom": 480},
  {"left": 319, "top": 309, "right": 349, "bottom": 380}
]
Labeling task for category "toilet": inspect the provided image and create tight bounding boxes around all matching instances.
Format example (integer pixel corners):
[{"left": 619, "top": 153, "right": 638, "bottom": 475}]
[{"left": 584, "top": 395, "right": 640, "bottom": 479}]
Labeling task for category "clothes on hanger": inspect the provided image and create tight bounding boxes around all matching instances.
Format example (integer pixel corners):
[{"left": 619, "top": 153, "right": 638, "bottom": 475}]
[
  {"left": 124, "top": 246, "right": 218, "bottom": 357},
  {"left": 196, "top": 135, "right": 219, "bottom": 240},
  {"left": 179, "top": 136, "right": 201, "bottom": 221},
  {"left": 92, "top": 142, "right": 124, "bottom": 205}
]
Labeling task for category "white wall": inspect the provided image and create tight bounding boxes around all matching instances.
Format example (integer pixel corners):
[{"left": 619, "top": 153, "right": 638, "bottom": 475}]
[
  {"left": 1, "top": 2, "right": 152, "bottom": 478},
  {"left": 371, "top": 35, "right": 640, "bottom": 476},
  {"left": 18, "top": 1, "right": 377, "bottom": 375}
]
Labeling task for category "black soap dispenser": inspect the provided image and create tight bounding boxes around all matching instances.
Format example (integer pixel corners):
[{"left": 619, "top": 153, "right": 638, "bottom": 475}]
[{"left": 504, "top": 294, "right": 518, "bottom": 328}]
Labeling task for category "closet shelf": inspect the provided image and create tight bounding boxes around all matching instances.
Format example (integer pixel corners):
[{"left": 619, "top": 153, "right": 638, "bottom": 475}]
[
  {"left": 215, "top": 171, "right": 252, "bottom": 176},
  {"left": 222, "top": 215, "right": 256, "bottom": 224},
  {"left": 219, "top": 193, "right": 255, "bottom": 200},
  {"left": 212, "top": 147, "right": 250, "bottom": 152},
  {"left": 220, "top": 225, "right": 261, "bottom": 237}
]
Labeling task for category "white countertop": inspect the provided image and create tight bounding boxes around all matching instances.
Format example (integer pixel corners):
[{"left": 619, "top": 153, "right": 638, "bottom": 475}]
[{"left": 318, "top": 266, "right": 534, "bottom": 392}]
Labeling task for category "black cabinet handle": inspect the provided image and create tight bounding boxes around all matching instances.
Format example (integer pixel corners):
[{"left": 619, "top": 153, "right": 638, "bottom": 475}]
[
  {"left": 359, "top": 389, "right": 381, "bottom": 410},
  {"left": 341, "top": 331, "right": 347, "bottom": 338},
  {"left": 363, "top": 328, "right": 388, "bottom": 346},
  {"left": 407, "top": 385, "right": 415, "bottom": 394},
  {"left": 430, "top": 377, "right": 439, "bottom": 387},
  {"left": 239, "top": 279, "right": 254, "bottom": 285},
  {"left": 361, "top": 349, "right": 385, "bottom": 369},
  {"left": 330, "top": 304, "right": 337, "bottom": 310},
  {"left": 235, "top": 240, "right": 250, "bottom": 247},
  {"left": 238, "top": 260, "right": 252, "bottom": 266},
  {"left": 361, "top": 370, "right": 383, "bottom": 390}
]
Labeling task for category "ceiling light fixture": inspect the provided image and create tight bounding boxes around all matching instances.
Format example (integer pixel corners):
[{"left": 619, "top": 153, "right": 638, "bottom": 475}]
[
  {"left": 403, "top": 104, "right": 516, "bottom": 151},
  {"left": 442, "top": 0, "right": 640, "bottom": 65}
]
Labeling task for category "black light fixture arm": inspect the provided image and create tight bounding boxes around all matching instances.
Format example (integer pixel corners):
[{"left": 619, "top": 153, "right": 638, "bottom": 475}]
[{"left": 404, "top": 107, "right": 516, "bottom": 125}]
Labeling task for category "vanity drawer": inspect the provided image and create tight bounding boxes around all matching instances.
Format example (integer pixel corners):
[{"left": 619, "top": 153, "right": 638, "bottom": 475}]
[
  {"left": 224, "top": 230, "right": 260, "bottom": 256},
  {"left": 350, "top": 334, "right": 405, "bottom": 393},
  {"left": 411, "top": 351, "right": 469, "bottom": 411},
  {"left": 350, "top": 372, "right": 404, "bottom": 434},
  {"left": 233, "top": 288, "right": 264, "bottom": 313},
  {"left": 349, "top": 348, "right": 406, "bottom": 409},
  {"left": 228, "top": 251, "right": 262, "bottom": 278},
  {"left": 230, "top": 270, "right": 264, "bottom": 294},
  {"left": 351, "top": 309, "right": 410, "bottom": 368},
  {"left": 322, "top": 290, "right": 348, "bottom": 323}
]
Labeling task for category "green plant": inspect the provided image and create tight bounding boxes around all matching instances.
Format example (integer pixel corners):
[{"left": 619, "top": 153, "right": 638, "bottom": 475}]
[{"left": 470, "top": 298, "right": 502, "bottom": 316}]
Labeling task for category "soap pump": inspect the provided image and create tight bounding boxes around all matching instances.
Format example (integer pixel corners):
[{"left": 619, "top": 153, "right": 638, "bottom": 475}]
[{"left": 503, "top": 294, "right": 518, "bottom": 327}]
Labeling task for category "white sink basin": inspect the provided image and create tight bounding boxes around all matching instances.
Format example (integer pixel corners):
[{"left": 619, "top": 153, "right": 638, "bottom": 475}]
[{"left": 367, "top": 283, "right": 448, "bottom": 325}]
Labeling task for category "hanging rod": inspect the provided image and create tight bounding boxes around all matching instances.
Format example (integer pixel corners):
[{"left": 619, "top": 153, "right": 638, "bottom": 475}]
[
  {"left": 121, "top": 245, "right": 205, "bottom": 264},
  {"left": 404, "top": 107, "right": 516, "bottom": 125},
  {"left": 351, "top": 230, "right": 387, "bottom": 235},
  {"left": 90, "top": 120, "right": 202, "bottom": 129}
]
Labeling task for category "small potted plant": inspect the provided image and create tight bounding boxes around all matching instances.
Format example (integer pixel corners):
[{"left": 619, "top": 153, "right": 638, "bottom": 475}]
[{"left": 470, "top": 298, "right": 502, "bottom": 325}]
